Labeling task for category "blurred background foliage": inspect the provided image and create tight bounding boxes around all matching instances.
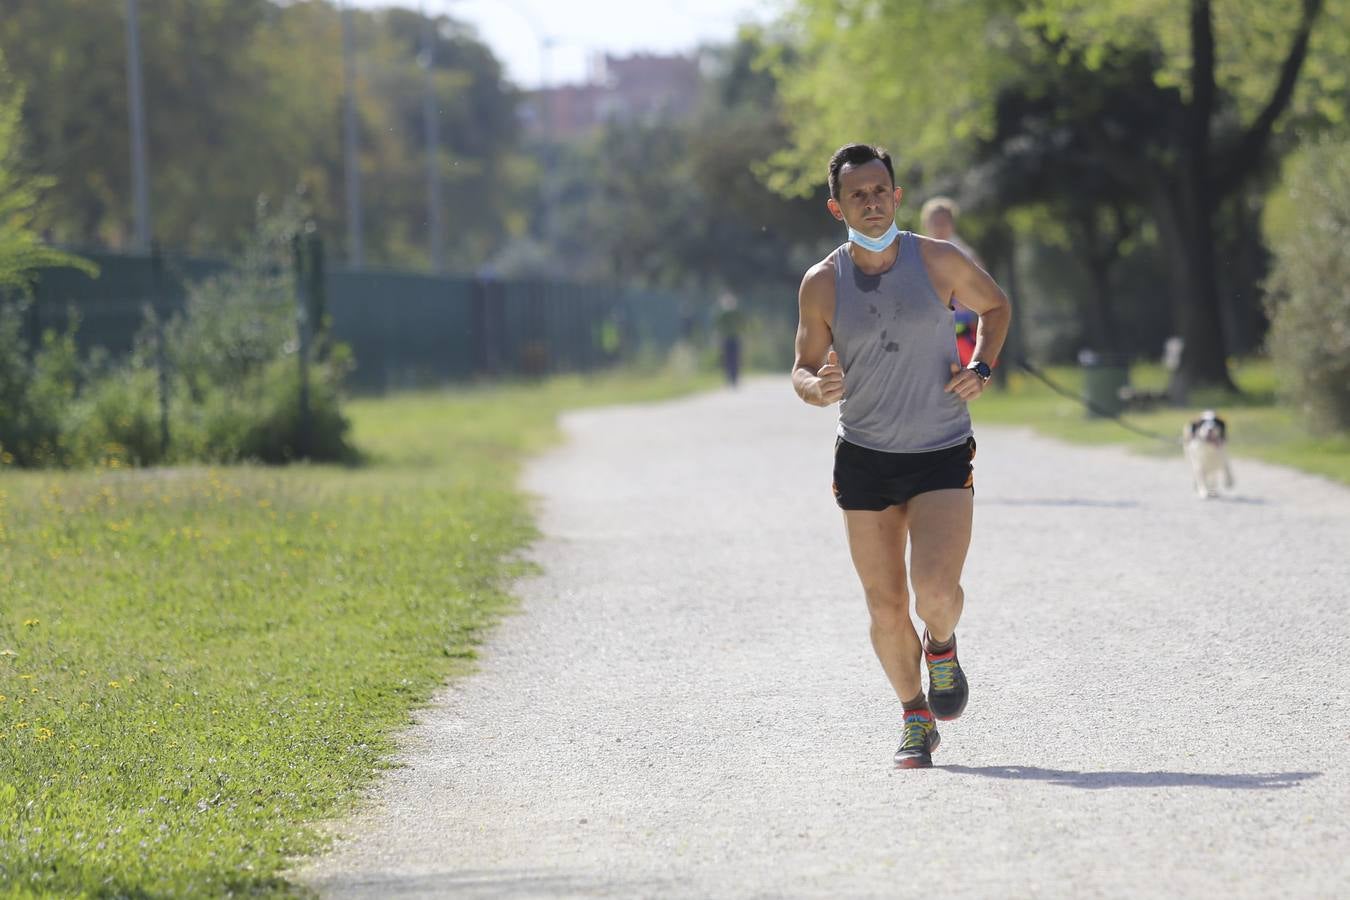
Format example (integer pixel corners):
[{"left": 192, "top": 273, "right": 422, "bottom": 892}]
[{"left": 1, "top": 0, "right": 1349, "bottom": 439}]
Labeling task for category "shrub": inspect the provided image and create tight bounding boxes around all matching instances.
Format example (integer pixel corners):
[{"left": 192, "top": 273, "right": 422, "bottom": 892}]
[
  {"left": 1, "top": 196, "right": 356, "bottom": 468},
  {"left": 63, "top": 361, "right": 165, "bottom": 467},
  {"left": 163, "top": 201, "right": 356, "bottom": 464},
  {"left": 184, "top": 351, "right": 355, "bottom": 465},
  {"left": 1264, "top": 138, "right": 1350, "bottom": 433},
  {"left": 0, "top": 303, "right": 81, "bottom": 467}
]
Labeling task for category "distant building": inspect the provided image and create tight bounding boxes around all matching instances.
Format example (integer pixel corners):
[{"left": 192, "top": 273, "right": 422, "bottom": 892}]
[{"left": 523, "top": 52, "right": 702, "bottom": 140}]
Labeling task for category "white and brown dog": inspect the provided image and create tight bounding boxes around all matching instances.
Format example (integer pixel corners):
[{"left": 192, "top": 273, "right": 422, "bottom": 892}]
[{"left": 1183, "top": 409, "right": 1234, "bottom": 499}]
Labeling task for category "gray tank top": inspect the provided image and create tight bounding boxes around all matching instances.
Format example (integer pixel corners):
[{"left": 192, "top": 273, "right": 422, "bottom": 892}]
[{"left": 831, "top": 232, "right": 973, "bottom": 453}]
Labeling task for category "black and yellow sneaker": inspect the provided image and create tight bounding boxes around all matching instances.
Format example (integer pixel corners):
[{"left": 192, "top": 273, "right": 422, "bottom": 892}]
[
  {"left": 893, "top": 708, "right": 941, "bottom": 769},
  {"left": 924, "top": 632, "right": 969, "bottom": 721}
]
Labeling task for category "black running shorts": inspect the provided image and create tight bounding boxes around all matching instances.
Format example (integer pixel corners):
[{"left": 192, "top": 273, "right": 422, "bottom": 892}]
[{"left": 832, "top": 435, "right": 976, "bottom": 511}]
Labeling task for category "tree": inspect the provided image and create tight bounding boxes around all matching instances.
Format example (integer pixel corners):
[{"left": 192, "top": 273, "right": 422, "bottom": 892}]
[
  {"left": 768, "top": 0, "right": 1350, "bottom": 390},
  {"left": 0, "top": 1, "right": 531, "bottom": 270},
  {"left": 511, "top": 28, "right": 838, "bottom": 297},
  {"left": 0, "top": 55, "right": 92, "bottom": 294},
  {"left": 1263, "top": 137, "right": 1350, "bottom": 431},
  {"left": 1032, "top": 0, "right": 1331, "bottom": 392},
  {"left": 962, "top": 42, "right": 1163, "bottom": 355}
]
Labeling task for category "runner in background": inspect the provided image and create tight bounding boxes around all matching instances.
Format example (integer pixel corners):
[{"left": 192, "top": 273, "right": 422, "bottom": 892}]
[{"left": 921, "top": 198, "right": 983, "bottom": 367}]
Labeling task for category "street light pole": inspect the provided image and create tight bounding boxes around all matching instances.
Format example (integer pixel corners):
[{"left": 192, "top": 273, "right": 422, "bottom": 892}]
[
  {"left": 420, "top": 3, "right": 446, "bottom": 273},
  {"left": 124, "top": 0, "right": 152, "bottom": 252},
  {"left": 341, "top": 1, "right": 365, "bottom": 268}
]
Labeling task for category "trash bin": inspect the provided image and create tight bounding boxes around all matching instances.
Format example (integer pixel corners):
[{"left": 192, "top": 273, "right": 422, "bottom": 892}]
[{"left": 1078, "top": 350, "right": 1129, "bottom": 418}]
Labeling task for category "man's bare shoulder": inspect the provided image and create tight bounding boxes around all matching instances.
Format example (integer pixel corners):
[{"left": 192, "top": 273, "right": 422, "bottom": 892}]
[
  {"left": 913, "top": 233, "right": 962, "bottom": 263},
  {"left": 798, "top": 260, "right": 837, "bottom": 323},
  {"left": 916, "top": 234, "right": 977, "bottom": 279},
  {"left": 799, "top": 254, "right": 838, "bottom": 303}
]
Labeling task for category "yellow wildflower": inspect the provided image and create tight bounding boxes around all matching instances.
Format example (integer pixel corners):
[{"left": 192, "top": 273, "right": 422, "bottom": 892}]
[
  {"left": 35, "top": 727, "right": 52, "bottom": 741},
  {"left": 108, "top": 681, "right": 121, "bottom": 689},
  {"left": 23, "top": 618, "right": 39, "bottom": 627}
]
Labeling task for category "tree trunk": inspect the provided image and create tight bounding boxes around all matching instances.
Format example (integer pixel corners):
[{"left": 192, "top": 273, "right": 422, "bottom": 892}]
[
  {"left": 1072, "top": 208, "right": 1123, "bottom": 355},
  {"left": 1151, "top": 180, "right": 1237, "bottom": 397},
  {"left": 1167, "top": 0, "right": 1239, "bottom": 394},
  {"left": 1176, "top": 176, "right": 1237, "bottom": 392},
  {"left": 1082, "top": 256, "right": 1118, "bottom": 354}
]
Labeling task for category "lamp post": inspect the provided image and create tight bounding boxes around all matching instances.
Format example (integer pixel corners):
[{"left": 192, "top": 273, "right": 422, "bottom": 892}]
[
  {"left": 420, "top": 2, "right": 446, "bottom": 273},
  {"left": 341, "top": 1, "right": 365, "bottom": 268},
  {"left": 124, "top": 0, "right": 152, "bottom": 252}
]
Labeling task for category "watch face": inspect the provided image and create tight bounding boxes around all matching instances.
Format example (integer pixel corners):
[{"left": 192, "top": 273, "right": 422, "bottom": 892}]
[{"left": 972, "top": 362, "right": 990, "bottom": 379}]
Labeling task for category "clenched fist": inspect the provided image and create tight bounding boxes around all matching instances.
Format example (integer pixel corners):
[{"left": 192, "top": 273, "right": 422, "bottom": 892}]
[
  {"left": 944, "top": 361, "right": 986, "bottom": 401},
  {"left": 811, "top": 350, "right": 844, "bottom": 406}
]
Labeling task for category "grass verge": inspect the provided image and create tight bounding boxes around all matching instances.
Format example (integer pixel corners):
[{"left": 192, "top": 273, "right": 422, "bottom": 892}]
[
  {"left": 0, "top": 367, "right": 717, "bottom": 898},
  {"left": 971, "top": 358, "right": 1350, "bottom": 486}
]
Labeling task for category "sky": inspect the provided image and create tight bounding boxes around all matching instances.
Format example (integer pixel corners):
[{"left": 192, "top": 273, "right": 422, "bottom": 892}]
[{"left": 347, "top": 0, "right": 780, "bottom": 88}]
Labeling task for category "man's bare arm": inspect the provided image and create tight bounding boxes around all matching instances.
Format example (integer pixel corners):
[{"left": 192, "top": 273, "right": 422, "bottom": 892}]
[
  {"left": 914, "top": 238, "right": 1013, "bottom": 401},
  {"left": 929, "top": 241, "right": 1012, "bottom": 368},
  {"left": 791, "top": 264, "right": 841, "bottom": 406}
]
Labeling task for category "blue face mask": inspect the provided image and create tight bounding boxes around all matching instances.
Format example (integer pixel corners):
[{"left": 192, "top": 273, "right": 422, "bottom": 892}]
[{"left": 847, "top": 220, "right": 900, "bottom": 252}]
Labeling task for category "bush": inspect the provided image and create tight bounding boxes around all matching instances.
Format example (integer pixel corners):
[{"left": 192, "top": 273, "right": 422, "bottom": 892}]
[
  {"left": 183, "top": 351, "right": 355, "bottom": 465},
  {"left": 1264, "top": 138, "right": 1350, "bottom": 433},
  {"left": 1, "top": 199, "right": 357, "bottom": 468},
  {"left": 63, "top": 361, "right": 166, "bottom": 467},
  {"left": 0, "top": 302, "right": 80, "bottom": 466},
  {"left": 162, "top": 202, "right": 356, "bottom": 464}
]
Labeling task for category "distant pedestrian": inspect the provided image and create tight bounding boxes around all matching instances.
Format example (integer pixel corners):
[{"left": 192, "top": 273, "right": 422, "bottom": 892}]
[{"left": 716, "top": 294, "right": 744, "bottom": 387}]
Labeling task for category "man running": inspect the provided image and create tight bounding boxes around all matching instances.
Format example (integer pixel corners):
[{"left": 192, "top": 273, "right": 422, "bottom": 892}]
[{"left": 791, "top": 144, "right": 1011, "bottom": 768}]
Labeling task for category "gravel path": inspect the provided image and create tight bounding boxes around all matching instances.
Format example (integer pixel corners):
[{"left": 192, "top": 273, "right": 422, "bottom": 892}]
[{"left": 296, "top": 378, "right": 1350, "bottom": 898}]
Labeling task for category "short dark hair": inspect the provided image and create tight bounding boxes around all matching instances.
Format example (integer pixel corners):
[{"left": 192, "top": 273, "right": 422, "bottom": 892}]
[{"left": 828, "top": 143, "right": 895, "bottom": 200}]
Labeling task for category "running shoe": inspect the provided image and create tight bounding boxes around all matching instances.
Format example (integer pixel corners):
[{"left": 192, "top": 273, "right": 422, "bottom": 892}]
[
  {"left": 893, "top": 707, "right": 940, "bottom": 769},
  {"left": 924, "top": 632, "right": 969, "bottom": 720}
]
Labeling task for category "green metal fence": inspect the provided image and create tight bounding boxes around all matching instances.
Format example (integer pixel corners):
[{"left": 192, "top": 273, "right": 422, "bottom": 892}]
[{"left": 28, "top": 250, "right": 688, "bottom": 390}]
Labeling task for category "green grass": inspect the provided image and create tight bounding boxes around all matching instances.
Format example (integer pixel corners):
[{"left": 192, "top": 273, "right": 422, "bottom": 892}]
[
  {"left": 971, "top": 358, "right": 1350, "bottom": 485},
  {"left": 0, "top": 367, "right": 717, "bottom": 898}
]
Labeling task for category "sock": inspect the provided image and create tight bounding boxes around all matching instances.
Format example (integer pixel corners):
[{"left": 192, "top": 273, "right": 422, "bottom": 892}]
[
  {"left": 925, "top": 632, "right": 954, "bottom": 655},
  {"left": 902, "top": 692, "right": 929, "bottom": 712}
]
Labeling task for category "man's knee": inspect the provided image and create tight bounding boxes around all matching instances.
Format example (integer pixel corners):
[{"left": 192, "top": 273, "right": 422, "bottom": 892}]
[
  {"left": 863, "top": 585, "right": 909, "bottom": 631},
  {"left": 912, "top": 578, "right": 960, "bottom": 621}
]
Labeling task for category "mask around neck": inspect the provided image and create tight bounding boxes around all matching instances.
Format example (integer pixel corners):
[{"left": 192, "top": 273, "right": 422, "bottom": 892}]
[{"left": 847, "top": 220, "right": 900, "bottom": 253}]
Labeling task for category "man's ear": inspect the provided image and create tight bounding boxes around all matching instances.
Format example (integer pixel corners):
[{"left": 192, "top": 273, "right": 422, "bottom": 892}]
[
  {"left": 893, "top": 186, "right": 904, "bottom": 205},
  {"left": 827, "top": 198, "right": 845, "bottom": 222}
]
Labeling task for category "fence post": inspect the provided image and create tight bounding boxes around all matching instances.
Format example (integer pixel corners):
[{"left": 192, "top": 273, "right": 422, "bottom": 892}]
[
  {"left": 306, "top": 231, "right": 327, "bottom": 356},
  {"left": 150, "top": 243, "right": 171, "bottom": 459},
  {"left": 291, "top": 232, "right": 313, "bottom": 459},
  {"left": 24, "top": 290, "right": 41, "bottom": 364}
]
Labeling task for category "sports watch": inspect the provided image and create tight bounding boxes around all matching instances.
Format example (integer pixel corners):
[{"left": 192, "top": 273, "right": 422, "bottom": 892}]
[{"left": 967, "top": 360, "right": 992, "bottom": 383}]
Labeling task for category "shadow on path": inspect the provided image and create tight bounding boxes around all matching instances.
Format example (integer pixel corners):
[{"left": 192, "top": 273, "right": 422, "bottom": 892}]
[
  {"left": 1215, "top": 495, "right": 1271, "bottom": 505},
  {"left": 310, "top": 869, "right": 670, "bottom": 899},
  {"left": 939, "top": 765, "right": 1320, "bottom": 790},
  {"left": 982, "top": 498, "right": 1141, "bottom": 509}
]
